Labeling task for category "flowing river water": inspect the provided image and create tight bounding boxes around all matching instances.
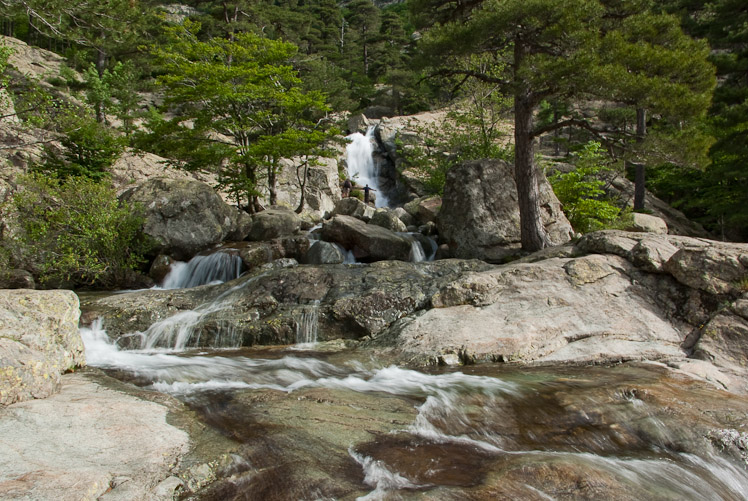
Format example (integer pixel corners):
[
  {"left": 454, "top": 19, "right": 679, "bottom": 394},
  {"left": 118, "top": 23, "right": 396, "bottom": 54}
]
[
  {"left": 80, "top": 315, "right": 748, "bottom": 500},
  {"left": 75, "top": 253, "right": 748, "bottom": 499}
]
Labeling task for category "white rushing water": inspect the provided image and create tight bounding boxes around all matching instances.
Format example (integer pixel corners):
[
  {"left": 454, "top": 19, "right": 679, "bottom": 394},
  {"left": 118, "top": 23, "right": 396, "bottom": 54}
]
[
  {"left": 346, "top": 127, "right": 389, "bottom": 208},
  {"left": 80, "top": 318, "right": 748, "bottom": 500},
  {"left": 293, "top": 300, "right": 320, "bottom": 348},
  {"left": 160, "top": 252, "right": 243, "bottom": 289}
]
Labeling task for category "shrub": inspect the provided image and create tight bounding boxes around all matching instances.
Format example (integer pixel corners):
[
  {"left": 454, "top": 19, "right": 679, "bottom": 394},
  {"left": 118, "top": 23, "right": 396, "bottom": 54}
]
[
  {"left": 549, "top": 141, "right": 622, "bottom": 233},
  {"left": 1, "top": 174, "right": 151, "bottom": 288},
  {"left": 35, "top": 116, "right": 125, "bottom": 181}
]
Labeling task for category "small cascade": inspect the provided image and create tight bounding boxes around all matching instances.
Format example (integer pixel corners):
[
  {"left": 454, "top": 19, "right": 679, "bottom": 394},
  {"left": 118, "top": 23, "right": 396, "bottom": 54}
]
[
  {"left": 405, "top": 234, "right": 437, "bottom": 263},
  {"left": 161, "top": 252, "right": 243, "bottom": 289},
  {"left": 333, "top": 243, "right": 358, "bottom": 264},
  {"left": 294, "top": 300, "right": 320, "bottom": 348},
  {"left": 346, "top": 126, "right": 389, "bottom": 207},
  {"left": 409, "top": 239, "right": 426, "bottom": 263},
  {"left": 126, "top": 273, "right": 267, "bottom": 351}
]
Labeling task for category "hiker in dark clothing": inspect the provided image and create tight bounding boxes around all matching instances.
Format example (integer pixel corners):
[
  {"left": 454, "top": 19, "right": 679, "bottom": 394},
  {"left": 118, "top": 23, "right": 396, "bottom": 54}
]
[
  {"left": 342, "top": 179, "right": 352, "bottom": 198},
  {"left": 363, "top": 184, "right": 376, "bottom": 205}
]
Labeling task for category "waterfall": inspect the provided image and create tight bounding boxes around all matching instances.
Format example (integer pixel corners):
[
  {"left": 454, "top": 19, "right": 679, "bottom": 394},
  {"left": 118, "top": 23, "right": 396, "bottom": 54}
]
[
  {"left": 123, "top": 273, "right": 267, "bottom": 351},
  {"left": 409, "top": 239, "right": 426, "bottom": 263},
  {"left": 294, "top": 301, "right": 320, "bottom": 348},
  {"left": 346, "top": 126, "right": 389, "bottom": 207},
  {"left": 405, "top": 234, "right": 437, "bottom": 263},
  {"left": 161, "top": 252, "right": 243, "bottom": 289}
]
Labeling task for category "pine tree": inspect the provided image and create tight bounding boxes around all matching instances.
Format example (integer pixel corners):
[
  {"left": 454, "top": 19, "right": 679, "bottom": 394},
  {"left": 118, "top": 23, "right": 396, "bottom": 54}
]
[
  {"left": 414, "top": 0, "right": 715, "bottom": 251},
  {"left": 148, "top": 20, "right": 333, "bottom": 211}
]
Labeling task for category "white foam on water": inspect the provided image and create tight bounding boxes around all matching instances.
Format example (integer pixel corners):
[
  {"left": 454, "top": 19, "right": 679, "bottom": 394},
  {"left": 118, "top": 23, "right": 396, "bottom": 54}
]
[{"left": 350, "top": 449, "right": 422, "bottom": 500}]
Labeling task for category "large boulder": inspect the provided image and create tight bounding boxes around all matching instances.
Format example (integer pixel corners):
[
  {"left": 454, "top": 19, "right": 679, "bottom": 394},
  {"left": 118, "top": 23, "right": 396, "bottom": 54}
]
[
  {"left": 331, "top": 197, "right": 376, "bottom": 221},
  {"left": 403, "top": 195, "right": 442, "bottom": 225},
  {"left": 0, "top": 289, "right": 84, "bottom": 405},
  {"left": 247, "top": 206, "right": 303, "bottom": 241},
  {"left": 321, "top": 215, "right": 413, "bottom": 262},
  {"left": 271, "top": 156, "right": 342, "bottom": 217},
  {"left": 664, "top": 241, "right": 748, "bottom": 296},
  {"left": 120, "top": 177, "right": 251, "bottom": 260},
  {"left": 390, "top": 254, "right": 687, "bottom": 365},
  {"left": 437, "top": 159, "right": 574, "bottom": 262},
  {"left": 302, "top": 241, "right": 346, "bottom": 265},
  {"left": 370, "top": 208, "right": 408, "bottom": 233}
]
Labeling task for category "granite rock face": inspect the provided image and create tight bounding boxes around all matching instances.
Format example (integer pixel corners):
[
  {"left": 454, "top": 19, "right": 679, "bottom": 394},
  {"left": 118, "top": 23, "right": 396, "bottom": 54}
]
[
  {"left": 120, "top": 177, "right": 251, "bottom": 260},
  {"left": 321, "top": 215, "right": 413, "bottom": 262},
  {"left": 437, "top": 159, "right": 574, "bottom": 262},
  {"left": 0, "top": 289, "right": 84, "bottom": 406}
]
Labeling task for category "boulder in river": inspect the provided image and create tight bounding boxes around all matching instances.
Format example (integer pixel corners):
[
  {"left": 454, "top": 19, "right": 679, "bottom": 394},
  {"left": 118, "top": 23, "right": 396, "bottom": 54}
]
[
  {"left": 247, "top": 206, "right": 302, "bottom": 241},
  {"left": 321, "top": 215, "right": 413, "bottom": 262},
  {"left": 120, "top": 177, "right": 251, "bottom": 260}
]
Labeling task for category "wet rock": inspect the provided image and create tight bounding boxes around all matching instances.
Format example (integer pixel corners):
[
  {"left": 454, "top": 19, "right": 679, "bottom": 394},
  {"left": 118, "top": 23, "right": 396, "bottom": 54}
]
[
  {"left": 348, "top": 113, "right": 370, "bottom": 134},
  {"left": 321, "top": 215, "right": 412, "bottom": 262},
  {"left": 0, "top": 289, "right": 84, "bottom": 405},
  {"left": 437, "top": 159, "right": 573, "bottom": 262},
  {"left": 149, "top": 254, "right": 175, "bottom": 283},
  {"left": 79, "top": 260, "right": 491, "bottom": 344},
  {"left": 303, "top": 241, "right": 345, "bottom": 265},
  {"left": 120, "top": 177, "right": 251, "bottom": 260},
  {"left": 246, "top": 206, "right": 302, "bottom": 241},
  {"left": 224, "top": 237, "right": 311, "bottom": 271}
]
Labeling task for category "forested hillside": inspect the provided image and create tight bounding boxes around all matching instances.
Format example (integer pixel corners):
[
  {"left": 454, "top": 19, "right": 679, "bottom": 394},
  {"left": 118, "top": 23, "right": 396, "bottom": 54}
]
[{"left": 0, "top": 0, "right": 747, "bottom": 245}]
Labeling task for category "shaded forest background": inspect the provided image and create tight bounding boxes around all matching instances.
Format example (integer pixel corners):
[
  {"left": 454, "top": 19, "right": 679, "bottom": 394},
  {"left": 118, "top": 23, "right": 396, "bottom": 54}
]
[{"left": 1, "top": 0, "right": 747, "bottom": 240}]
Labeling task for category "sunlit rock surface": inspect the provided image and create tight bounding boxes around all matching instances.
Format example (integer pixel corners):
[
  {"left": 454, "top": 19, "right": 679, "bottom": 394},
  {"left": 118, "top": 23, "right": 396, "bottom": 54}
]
[{"left": 0, "top": 289, "right": 83, "bottom": 405}]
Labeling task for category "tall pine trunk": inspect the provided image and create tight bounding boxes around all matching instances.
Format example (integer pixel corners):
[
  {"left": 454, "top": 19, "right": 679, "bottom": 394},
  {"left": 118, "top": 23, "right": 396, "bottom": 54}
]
[
  {"left": 633, "top": 108, "right": 647, "bottom": 211},
  {"left": 514, "top": 44, "right": 550, "bottom": 252}
]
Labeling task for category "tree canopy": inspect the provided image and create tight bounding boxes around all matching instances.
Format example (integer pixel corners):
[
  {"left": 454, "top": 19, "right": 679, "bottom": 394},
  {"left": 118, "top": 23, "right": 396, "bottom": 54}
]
[
  {"left": 414, "top": 0, "right": 715, "bottom": 250},
  {"left": 146, "top": 20, "right": 333, "bottom": 212}
]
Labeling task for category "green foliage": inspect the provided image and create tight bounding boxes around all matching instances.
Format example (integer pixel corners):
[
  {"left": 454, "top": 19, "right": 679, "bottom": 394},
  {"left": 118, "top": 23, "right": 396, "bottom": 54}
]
[
  {"left": 35, "top": 114, "right": 124, "bottom": 181},
  {"left": 1, "top": 174, "right": 151, "bottom": 288},
  {"left": 83, "top": 60, "right": 140, "bottom": 131},
  {"left": 413, "top": 0, "right": 715, "bottom": 251},
  {"left": 395, "top": 69, "right": 513, "bottom": 196},
  {"left": 146, "top": 21, "right": 334, "bottom": 210},
  {"left": 549, "top": 142, "right": 622, "bottom": 233}
]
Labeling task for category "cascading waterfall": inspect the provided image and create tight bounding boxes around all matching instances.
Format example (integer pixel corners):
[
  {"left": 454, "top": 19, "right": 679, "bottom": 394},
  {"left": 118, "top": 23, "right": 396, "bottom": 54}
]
[
  {"left": 293, "top": 300, "right": 320, "bottom": 348},
  {"left": 405, "top": 234, "right": 437, "bottom": 263},
  {"left": 161, "top": 252, "right": 243, "bottom": 289},
  {"left": 121, "top": 273, "right": 266, "bottom": 351},
  {"left": 346, "top": 126, "right": 389, "bottom": 208}
]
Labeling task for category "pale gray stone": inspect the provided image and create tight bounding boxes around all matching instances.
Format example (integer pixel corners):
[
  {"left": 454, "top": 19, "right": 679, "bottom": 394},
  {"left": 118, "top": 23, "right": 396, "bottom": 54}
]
[{"left": 0, "top": 289, "right": 84, "bottom": 406}]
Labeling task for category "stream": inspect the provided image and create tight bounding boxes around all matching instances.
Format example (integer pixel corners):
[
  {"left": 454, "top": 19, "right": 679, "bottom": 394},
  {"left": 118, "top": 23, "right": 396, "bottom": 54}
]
[
  {"left": 80, "top": 317, "right": 748, "bottom": 500},
  {"left": 76, "top": 254, "right": 748, "bottom": 499}
]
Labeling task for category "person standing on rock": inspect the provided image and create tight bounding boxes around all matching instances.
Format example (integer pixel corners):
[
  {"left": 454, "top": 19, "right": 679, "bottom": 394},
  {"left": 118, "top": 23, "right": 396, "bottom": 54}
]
[
  {"left": 364, "top": 184, "right": 376, "bottom": 205},
  {"left": 342, "top": 178, "right": 352, "bottom": 198}
]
